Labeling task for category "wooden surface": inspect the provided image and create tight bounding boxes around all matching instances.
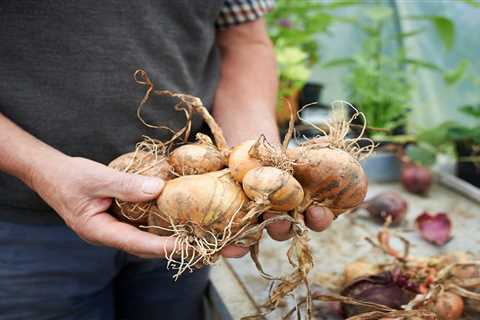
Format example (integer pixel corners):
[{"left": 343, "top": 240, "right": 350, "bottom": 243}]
[{"left": 211, "top": 177, "right": 480, "bottom": 319}]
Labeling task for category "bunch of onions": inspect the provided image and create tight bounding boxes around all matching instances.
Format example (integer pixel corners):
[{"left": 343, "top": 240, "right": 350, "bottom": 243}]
[
  {"left": 108, "top": 72, "right": 375, "bottom": 318},
  {"left": 109, "top": 71, "right": 299, "bottom": 280}
]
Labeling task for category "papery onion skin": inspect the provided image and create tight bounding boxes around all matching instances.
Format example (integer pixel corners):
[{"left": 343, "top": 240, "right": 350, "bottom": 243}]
[
  {"left": 288, "top": 146, "right": 368, "bottom": 212},
  {"left": 343, "top": 261, "right": 379, "bottom": 285},
  {"left": 169, "top": 143, "right": 225, "bottom": 175},
  {"left": 242, "top": 166, "right": 304, "bottom": 211},
  {"left": 109, "top": 151, "right": 173, "bottom": 179},
  {"left": 156, "top": 170, "right": 249, "bottom": 236},
  {"left": 228, "top": 140, "right": 263, "bottom": 183}
]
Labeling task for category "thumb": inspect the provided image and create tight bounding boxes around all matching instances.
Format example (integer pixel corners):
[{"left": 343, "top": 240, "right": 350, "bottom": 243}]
[{"left": 98, "top": 169, "right": 165, "bottom": 202}]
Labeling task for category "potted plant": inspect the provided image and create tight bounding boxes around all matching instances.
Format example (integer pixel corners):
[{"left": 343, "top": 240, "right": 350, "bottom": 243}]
[
  {"left": 266, "top": 0, "right": 357, "bottom": 127},
  {"left": 407, "top": 104, "right": 480, "bottom": 187},
  {"left": 321, "top": 5, "right": 455, "bottom": 181}
]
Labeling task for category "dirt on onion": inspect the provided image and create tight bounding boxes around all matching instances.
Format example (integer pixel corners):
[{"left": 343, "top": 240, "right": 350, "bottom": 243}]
[
  {"left": 169, "top": 133, "right": 225, "bottom": 175},
  {"left": 288, "top": 101, "right": 374, "bottom": 218},
  {"left": 242, "top": 166, "right": 304, "bottom": 211}
]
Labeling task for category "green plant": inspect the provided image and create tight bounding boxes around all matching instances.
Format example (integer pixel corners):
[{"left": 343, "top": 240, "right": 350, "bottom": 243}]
[
  {"left": 407, "top": 104, "right": 480, "bottom": 166},
  {"left": 322, "top": 5, "right": 455, "bottom": 139},
  {"left": 266, "top": 0, "right": 358, "bottom": 99},
  {"left": 275, "top": 42, "right": 311, "bottom": 101}
]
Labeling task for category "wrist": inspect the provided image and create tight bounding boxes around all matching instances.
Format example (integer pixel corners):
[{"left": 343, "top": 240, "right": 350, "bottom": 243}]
[{"left": 23, "top": 149, "right": 70, "bottom": 192}]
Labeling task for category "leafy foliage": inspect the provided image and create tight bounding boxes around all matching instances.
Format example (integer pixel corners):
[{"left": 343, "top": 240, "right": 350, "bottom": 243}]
[
  {"left": 275, "top": 43, "right": 311, "bottom": 99},
  {"left": 322, "top": 4, "right": 455, "bottom": 138},
  {"left": 405, "top": 16, "right": 455, "bottom": 51},
  {"left": 408, "top": 104, "right": 480, "bottom": 166},
  {"left": 266, "top": 0, "right": 358, "bottom": 66},
  {"left": 266, "top": 0, "right": 358, "bottom": 99}
]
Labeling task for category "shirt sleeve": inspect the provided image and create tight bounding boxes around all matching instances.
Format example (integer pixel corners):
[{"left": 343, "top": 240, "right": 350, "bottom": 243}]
[{"left": 215, "top": 0, "right": 276, "bottom": 29}]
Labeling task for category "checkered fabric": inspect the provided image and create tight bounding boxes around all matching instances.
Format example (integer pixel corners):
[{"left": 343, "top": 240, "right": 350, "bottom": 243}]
[{"left": 215, "top": 0, "right": 276, "bottom": 29}]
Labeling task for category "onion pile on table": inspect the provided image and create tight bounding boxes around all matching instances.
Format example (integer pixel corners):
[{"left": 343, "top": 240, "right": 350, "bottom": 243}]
[{"left": 107, "top": 70, "right": 374, "bottom": 317}]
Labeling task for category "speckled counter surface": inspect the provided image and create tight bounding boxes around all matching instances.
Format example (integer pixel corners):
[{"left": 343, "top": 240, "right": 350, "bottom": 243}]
[{"left": 211, "top": 174, "right": 480, "bottom": 320}]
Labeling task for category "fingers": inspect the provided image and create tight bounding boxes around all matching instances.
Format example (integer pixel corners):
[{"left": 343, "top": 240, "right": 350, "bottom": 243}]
[
  {"left": 76, "top": 212, "right": 175, "bottom": 258},
  {"left": 305, "top": 206, "right": 334, "bottom": 232},
  {"left": 264, "top": 212, "right": 292, "bottom": 241},
  {"left": 221, "top": 245, "right": 249, "bottom": 258},
  {"left": 96, "top": 168, "right": 165, "bottom": 202}
]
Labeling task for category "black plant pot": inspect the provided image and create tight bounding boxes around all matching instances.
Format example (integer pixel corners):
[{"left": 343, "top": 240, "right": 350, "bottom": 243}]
[
  {"left": 346, "top": 103, "right": 407, "bottom": 149},
  {"left": 284, "top": 82, "right": 328, "bottom": 140},
  {"left": 456, "top": 142, "right": 480, "bottom": 187},
  {"left": 298, "top": 82, "right": 324, "bottom": 108}
]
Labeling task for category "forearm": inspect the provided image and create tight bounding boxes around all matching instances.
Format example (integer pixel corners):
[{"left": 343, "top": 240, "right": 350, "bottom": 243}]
[
  {"left": 212, "top": 19, "right": 279, "bottom": 146},
  {"left": 0, "top": 113, "right": 66, "bottom": 189}
]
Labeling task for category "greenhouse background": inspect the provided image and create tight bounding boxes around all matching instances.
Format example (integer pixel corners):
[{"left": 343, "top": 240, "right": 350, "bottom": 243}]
[{"left": 273, "top": 0, "right": 480, "bottom": 128}]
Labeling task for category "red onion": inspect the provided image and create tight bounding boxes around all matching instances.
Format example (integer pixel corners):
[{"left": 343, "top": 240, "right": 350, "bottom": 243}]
[
  {"left": 362, "top": 191, "right": 408, "bottom": 225},
  {"left": 415, "top": 212, "right": 452, "bottom": 246},
  {"left": 341, "top": 272, "right": 414, "bottom": 317},
  {"left": 401, "top": 164, "right": 432, "bottom": 195}
]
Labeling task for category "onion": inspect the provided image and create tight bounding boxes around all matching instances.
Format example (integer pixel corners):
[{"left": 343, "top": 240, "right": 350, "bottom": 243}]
[
  {"left": 289, "top": 146, "right": 368, "bottom": 214},
  {"left": 341, "top": 271, "right": 414, "bottom": 317},
  {"left": 428, "top": 292, "right": 464, "bottom": 320},
  {"left": 343, "top": 261, "right": 379, "bottom": 285},
  {"left": 108, "top": 150, "right": 173, "bottom": 225},
  {"left": 150, "top": 170, "right": 258, "bottom": 279},
  {"left": 156, "top": 170, "right": 249, "bottom": 236},
  {"left": 362, "top": 191, "right": 408, "bottom": 225},
  {"left": 169, "top": 133, "right": 225, "bottom": 175},
  {"left": 228, "top": 140, "right": 263, "bottom": 183},
  {"left": 401, "top": 164, "right": 432, "bottom": 195},
  {"left": 242, "top": 166, "right": 304, "bottom": 211}
]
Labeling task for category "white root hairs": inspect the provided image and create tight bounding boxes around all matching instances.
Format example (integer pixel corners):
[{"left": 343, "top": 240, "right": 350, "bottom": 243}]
[
  {"left": 114, "top": 136, "right": 170, "bottom": 222},
  {"left": 134, "top": 69, "right": 229, "bottom": 154},
  {"left": 148, "top": 200, "right": 259, "bottom": 280},
  {"left": 297, "top": 100, "right": 375, "bottom": 161},
  {"left": 250, "top": 135, "right": 295, "bottom": 174}
]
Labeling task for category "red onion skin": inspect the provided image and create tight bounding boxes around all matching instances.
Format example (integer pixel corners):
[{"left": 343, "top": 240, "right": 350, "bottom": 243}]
[
  {"left": 341, "top": 272, "right": 415, "bottom": 317},
  {"left": 401, "top": 165, "right": 432, "bottom": 195},
  {"left": 363, "top": 191, "right": 408, "bottom": 225},
  {"left": 415, "top": 212, "right": 452, "bottom": 246}
]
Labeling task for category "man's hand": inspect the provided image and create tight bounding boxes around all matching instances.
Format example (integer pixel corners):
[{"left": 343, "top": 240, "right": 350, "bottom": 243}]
[
  {"left": 221, "top": 208, "right": 334, "bottom": 258},
  {"left": 28, "top": 155, "right": 245, "bottom": 259},
  {"left": 264, "top": 207, "right": 334, "bottom": 241},
  {"left": 29, "top": 156, "right": 179, "bottom": 258}
]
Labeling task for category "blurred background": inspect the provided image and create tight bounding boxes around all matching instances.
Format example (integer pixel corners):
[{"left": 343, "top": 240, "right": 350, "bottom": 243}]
[
  {"left": 269, "top": 0, "right": 480, "bottom": 186},
  {"left": 213, "top": 2, "right": 480, "bottom": 319}
]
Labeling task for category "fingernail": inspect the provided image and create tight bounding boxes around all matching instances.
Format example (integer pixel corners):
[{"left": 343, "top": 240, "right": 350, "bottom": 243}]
[
  {"left": 142, "top": 178, "right": 164, "bottom": 194},
  {"left": 309, "top": 207, "right": 326, "bottom": 221}
]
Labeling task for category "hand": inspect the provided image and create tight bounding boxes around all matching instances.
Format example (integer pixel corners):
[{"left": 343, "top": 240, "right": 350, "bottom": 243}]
[
  {"left": 30, "top": 156, "right": 176, "bottom": 258},
  {"left": 220, "top": 207, "right": 334, "bottom": 258},
  {"left": 31, "top": 155, "right": 246, "bottom": 260},
  {"left": 265, "top": 206, "right": 334, "bottom": 241}
]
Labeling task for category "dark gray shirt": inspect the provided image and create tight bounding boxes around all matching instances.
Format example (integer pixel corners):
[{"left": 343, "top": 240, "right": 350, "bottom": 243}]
[{"left": 0, "top": 1, "right": 225, "bottom": 222}]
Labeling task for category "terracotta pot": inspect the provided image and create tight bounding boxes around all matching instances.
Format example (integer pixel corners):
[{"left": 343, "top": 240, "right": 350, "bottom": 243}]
[{"left": 276, "top": 90, "right": 299, "bottom": 126}]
